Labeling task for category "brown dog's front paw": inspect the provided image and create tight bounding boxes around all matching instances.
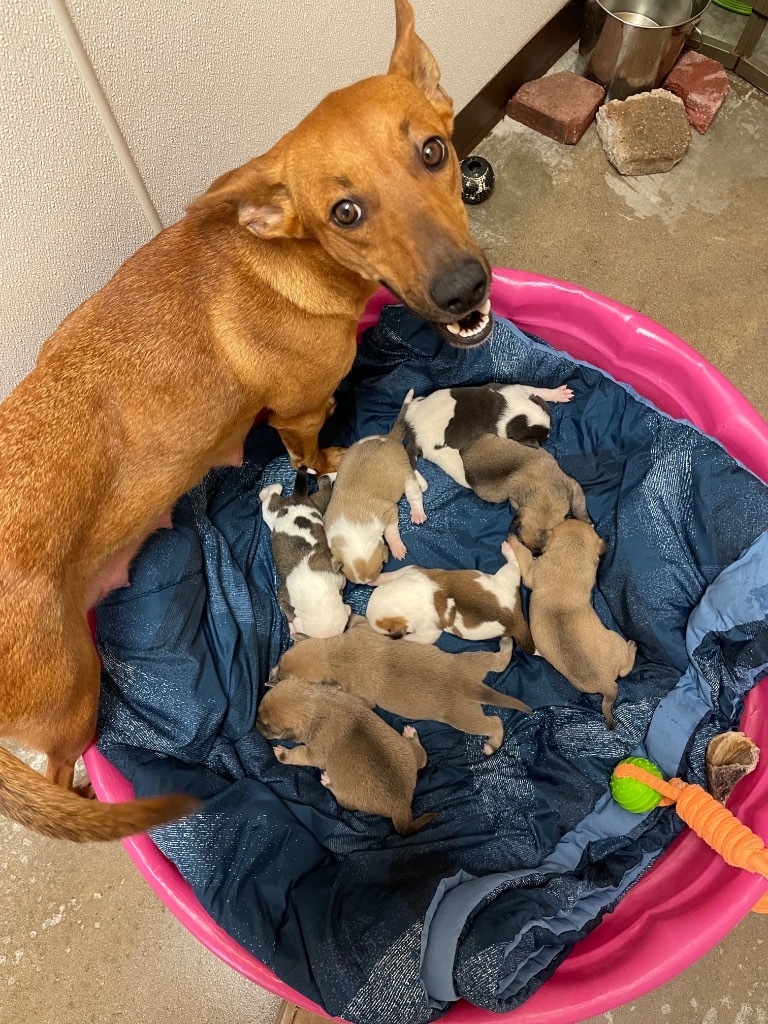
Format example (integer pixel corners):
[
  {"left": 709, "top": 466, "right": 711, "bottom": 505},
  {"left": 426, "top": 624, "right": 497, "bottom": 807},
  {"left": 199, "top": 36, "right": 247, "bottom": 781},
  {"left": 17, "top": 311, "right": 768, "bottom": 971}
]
[
  {"left": 273, "top": 745, "right": 287, "bottom": 762},
  {"left": 313, "top": 446, "right": 346, "bottom": 475}
]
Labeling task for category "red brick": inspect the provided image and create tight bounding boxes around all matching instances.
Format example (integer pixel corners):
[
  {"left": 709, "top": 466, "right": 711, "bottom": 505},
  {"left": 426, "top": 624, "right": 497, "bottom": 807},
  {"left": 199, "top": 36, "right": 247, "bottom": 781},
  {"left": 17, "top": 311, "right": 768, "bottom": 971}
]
[
  {"left": 664, "top": 51, "right": 730, "bottom": 134},
  {"left": 506, "top": 71, "right": 605, "bottom": 145}
]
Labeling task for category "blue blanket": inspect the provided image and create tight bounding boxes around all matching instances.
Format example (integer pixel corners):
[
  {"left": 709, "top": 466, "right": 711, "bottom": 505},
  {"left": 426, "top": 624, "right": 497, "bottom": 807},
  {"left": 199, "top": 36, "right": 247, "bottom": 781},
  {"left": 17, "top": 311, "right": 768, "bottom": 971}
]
[{"left": 96, "top": 307, "right": 768, "bottom": 1022}]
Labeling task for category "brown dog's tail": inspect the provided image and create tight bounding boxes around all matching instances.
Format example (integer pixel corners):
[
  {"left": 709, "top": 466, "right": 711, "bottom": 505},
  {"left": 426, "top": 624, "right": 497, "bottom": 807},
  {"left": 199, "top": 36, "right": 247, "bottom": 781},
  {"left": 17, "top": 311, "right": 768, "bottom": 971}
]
[
  {"left": 395, "top": 810, "right": 437, "bottom": 836},
  {"left": 388, "top": 389, "right": 415, "bottom": 442},
  {"left": 0, "top": 746, "right": 201, "bottom": 843},
  {"left": 473, "top": 684, "right": 532, "bottom": 715}
]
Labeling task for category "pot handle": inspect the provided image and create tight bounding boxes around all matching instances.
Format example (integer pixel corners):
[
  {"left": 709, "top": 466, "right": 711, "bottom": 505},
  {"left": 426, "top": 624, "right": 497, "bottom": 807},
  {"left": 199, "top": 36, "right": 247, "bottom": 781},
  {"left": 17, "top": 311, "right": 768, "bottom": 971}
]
[{"left": 687, "top": 22, "right": 704, "bottom": 50}]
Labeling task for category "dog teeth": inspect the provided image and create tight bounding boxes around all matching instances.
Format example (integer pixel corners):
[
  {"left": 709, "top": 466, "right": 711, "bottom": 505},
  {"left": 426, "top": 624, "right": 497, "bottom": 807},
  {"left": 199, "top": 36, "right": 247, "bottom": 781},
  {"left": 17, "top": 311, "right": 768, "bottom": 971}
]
[
  {"left": 458, "top": 314, "right": 489, "bottom": 338},
  {"left": 446, "top": 322, "right": 461, "bottom": 335},
  {"left": 479, "top": 298, "right": 491, "bottom": 315}
]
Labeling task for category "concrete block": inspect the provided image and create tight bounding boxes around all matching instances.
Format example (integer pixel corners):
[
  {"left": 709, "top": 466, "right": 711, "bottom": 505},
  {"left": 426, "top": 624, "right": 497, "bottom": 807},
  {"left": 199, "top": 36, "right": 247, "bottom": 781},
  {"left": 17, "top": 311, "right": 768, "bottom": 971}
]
[
  {"left": 506, "top": 71, "right": 605, "bottom": 145},
  {"left": 596, "top": 89, "right": 691, "bottom": 176}
]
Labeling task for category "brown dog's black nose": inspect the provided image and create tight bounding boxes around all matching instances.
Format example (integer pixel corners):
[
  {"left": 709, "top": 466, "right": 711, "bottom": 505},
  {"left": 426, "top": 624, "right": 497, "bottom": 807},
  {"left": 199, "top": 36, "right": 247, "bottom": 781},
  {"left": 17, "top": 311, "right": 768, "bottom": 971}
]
[{"left": 429, "top": 258, "right": 488, "bottom": 317}]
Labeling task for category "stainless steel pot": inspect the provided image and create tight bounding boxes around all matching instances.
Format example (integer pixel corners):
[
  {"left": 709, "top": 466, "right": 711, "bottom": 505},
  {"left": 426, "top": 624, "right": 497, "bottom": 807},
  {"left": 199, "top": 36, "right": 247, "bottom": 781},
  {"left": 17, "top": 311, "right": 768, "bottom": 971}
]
[{"left": 580, "top": 0, "right": 712, "bottom": 101}]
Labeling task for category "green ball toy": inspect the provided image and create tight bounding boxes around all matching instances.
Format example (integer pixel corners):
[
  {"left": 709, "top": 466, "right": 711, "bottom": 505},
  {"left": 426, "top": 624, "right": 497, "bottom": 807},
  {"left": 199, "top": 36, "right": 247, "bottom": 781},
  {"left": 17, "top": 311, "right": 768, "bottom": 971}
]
[{"left": 610, "top": 757, "right": 664, "bottom": 813}]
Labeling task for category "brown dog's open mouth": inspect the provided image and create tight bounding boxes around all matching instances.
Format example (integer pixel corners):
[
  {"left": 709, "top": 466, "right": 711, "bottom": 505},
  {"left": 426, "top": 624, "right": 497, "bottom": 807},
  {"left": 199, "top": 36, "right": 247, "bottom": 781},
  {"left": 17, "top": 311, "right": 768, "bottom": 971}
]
[{"left": 432, "top": 298, "right": 493, "bottom": 348}]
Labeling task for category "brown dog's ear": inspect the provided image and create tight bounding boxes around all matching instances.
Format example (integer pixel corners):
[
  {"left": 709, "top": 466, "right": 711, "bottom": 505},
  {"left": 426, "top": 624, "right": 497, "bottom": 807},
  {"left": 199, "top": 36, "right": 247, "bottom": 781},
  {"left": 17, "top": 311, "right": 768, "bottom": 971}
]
[
  {"left": 388, "top": 0, "right": 453, "bottom": 130},
  {"left": 189, "top": 151, "right": 304, "bottom": 240}
]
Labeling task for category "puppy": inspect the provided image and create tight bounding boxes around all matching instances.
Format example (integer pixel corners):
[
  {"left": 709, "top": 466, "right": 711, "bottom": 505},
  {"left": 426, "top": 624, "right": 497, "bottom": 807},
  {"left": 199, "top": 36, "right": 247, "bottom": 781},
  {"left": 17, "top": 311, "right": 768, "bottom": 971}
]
[
  {"left": 508, "top": 523, "right": 637, "bottom": 729},
  {"left": 460, "top": 433, "right": 591, "bottom": 553},
  {"left": 259, "top": 468, "right": 350, "bottom": 638},
  {"left": 257, "top": 676, "right": 434, "bottom": 834},
  {"left": 271, "top": 616, "right": 530, "bottom": 754},
  {"left": 405, "top": 382, "right": 573, "bottom": 486},
  {"left": 366, "top": 540, "right": 534, "bottom": 650},
  {"left": 324, "top": 389, "right": 428, "bottom": 584}
]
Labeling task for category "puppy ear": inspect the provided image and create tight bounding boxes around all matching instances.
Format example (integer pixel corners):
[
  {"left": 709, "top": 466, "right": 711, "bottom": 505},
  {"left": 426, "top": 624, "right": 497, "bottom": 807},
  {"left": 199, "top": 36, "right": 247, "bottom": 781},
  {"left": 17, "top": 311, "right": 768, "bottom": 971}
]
[
  {"left": 189, "top": 149, "right": 304, "bottom": 240},
  {"left": 330, "top": 542, "right": 344, "bottom": 574},
  {"left": 388, "top": 0, "right": 453, "bottom": 130}
]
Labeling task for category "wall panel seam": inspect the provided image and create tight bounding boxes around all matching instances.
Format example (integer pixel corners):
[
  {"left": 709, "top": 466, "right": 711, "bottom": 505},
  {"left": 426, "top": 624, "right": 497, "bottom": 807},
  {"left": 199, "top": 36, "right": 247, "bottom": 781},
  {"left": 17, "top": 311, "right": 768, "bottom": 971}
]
[{"left": 47, "top": 0, "right": 164, "bottom": 235}]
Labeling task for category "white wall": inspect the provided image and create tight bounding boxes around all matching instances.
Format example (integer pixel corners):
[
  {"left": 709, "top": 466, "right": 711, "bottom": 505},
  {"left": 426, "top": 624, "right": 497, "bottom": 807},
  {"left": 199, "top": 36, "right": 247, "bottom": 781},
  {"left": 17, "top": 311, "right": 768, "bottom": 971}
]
[{"left": 0, "top": 0, "right": 566, "bottom": 398}]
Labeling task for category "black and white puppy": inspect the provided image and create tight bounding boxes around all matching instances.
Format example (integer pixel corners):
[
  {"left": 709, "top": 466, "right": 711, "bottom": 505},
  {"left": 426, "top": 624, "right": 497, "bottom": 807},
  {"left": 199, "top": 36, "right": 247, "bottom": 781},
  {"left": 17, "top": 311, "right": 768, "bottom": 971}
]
[
  {"left": 404, "top": 382, "right": 573, "bottom": 487},
  {"left": 259, "top": 469, "right": 351, "bottom": 638}
]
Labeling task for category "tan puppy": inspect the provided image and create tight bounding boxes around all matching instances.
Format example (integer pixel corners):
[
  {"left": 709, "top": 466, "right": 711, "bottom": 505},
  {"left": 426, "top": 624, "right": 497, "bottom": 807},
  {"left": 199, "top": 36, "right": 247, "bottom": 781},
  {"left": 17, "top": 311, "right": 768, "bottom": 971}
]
[
  {"left": 366, "top": 541, "right": 534, "bottom": 650},
  {"left": 324, "top": 390, "right": 428, "bottom": 584},
  {"left": 460, "top": 434, "right": 591, "bottom": 554},
  {"left": 270, "top": 617, "right": 531, "bottom": 755},
  {"left": 256, "top": 676, "right": 434, "bottom": 834},
  {"left": 0, "top": 0, "right": 492, "bottom": 841},
  {"left": 508, "top": 523, "right": 637, "bottom": 729}
]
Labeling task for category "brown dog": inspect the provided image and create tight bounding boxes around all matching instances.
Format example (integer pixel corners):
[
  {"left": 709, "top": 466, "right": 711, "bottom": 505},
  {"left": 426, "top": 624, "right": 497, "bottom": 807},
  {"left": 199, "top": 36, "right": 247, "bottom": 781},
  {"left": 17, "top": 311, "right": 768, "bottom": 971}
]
[
  {"left": 0, "top": 0, "right": 491, "bottom": 841},
  {"left": 508, "top": 523, "right": 637, "bottom": 728},
  {"left": 461, "top": 434, "right": 591, "bottom": 553},
  {"left": 270, "top": 616, "right": 531, "bottom": 755},
  {"left": 257, "top": 676, "right": 435, "bottom": 834}
]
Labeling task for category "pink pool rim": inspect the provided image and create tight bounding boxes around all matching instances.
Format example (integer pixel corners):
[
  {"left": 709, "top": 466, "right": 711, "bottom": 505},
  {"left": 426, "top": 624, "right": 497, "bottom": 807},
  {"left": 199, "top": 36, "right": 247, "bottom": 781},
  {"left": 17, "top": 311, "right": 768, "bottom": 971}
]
[{"left": 84, "top": 268, "right": 768, "bottom": 1024}]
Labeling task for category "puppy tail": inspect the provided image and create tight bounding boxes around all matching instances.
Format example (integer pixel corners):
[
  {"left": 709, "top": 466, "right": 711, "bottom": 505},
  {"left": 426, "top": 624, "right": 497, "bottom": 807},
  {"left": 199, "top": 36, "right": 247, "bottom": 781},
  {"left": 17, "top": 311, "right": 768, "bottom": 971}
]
[
  {"left": 0, "top": 746, "right": 202, "bottom": 843},
  {"left": 292, "top": 466, "right": 310, "bottom": 498},
  {"left": 395, "top": 811, "right": 437, "bottom": 836},
  {"left": 473, "top": 684, "right": 532, "bottom": 715},
  {"left": 388, "top": 389, "right": 415, "bottom": 442}
]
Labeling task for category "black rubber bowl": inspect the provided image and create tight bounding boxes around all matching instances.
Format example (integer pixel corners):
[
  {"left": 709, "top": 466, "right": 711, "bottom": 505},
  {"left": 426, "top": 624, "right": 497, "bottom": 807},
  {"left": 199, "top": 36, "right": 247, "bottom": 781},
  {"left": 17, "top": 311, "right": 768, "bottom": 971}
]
[{"left": 460, "top": 155, "right": 495, "bottom": 205}]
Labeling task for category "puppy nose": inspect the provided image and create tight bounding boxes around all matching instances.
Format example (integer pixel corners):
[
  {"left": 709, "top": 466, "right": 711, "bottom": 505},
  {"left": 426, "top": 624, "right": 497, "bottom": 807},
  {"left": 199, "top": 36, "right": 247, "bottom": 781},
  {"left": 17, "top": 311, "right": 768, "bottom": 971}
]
[{"left": 429, "top": 258, "right": 488, "bottom": 317}]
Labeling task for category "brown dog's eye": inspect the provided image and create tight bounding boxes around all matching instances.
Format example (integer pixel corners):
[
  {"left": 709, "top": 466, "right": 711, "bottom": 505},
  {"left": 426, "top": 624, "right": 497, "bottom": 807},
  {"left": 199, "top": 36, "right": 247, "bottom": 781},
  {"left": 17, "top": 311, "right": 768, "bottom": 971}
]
[
  {"left": 331, "top": 200, "right": 363, "bottom": 227},
  {"left": 421, "top": 137, "right": 447, "bottom": 169}
]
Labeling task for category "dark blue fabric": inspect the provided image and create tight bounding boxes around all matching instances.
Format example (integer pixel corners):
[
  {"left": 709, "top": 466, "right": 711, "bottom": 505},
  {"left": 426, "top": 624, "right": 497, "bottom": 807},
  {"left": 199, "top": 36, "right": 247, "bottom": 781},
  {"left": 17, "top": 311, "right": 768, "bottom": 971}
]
[{"left": 96, "top": 307, "right": 768, "bottom": 1022}]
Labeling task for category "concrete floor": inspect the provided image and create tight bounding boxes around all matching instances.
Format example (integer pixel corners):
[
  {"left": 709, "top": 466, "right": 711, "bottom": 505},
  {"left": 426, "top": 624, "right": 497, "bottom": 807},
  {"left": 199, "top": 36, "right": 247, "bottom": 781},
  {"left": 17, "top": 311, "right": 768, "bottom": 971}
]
[{"left": 3, "top": 58, "right": 768, "bottom": 1024}]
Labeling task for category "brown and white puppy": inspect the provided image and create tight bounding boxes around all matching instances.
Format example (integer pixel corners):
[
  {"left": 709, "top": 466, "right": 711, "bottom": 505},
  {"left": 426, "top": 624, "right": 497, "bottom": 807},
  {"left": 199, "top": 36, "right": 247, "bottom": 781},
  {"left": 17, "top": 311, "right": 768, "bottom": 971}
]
[
  {"left": 324, "top": 389, "right": 428, "bottom": 584},
  {"left": 270, "top": 616, "right": 530, "bottom": 754},
  {"left": 460, "top": 433, "right": 591, "bottom": 554},
  {"left": 404, "top": 381, "right": 573, "bottom": 486},
  {"left": 508, "top": 523, "right": 637, "bottom": 729},
  {"left": 259, "top": 468, "right": 350, "bottom": 637},
  {"left": 256, "top": 676, "right": 434, "bottom": 834},
  {"left": 366, "top": 540, "right": 534, "bottom": 650}
]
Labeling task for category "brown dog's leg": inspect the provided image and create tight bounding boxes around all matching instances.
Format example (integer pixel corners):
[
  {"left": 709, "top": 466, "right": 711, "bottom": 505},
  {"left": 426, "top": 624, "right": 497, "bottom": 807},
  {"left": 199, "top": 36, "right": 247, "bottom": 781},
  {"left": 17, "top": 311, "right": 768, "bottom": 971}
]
[
  {"left": 403, "top": 725, "right": 427, "bottom": 770},
  {"left": 273, "top": 744, "right": 320, "bottom": 767},
  {"left": 269, "top": 403, "right": 345, "bottom": 475},
  {"left": 442, "top": 706, "right": 504, "bottom": 755},
  {"left": 619, "top": 639, "right": 638, "bottom": 677},
  {"left": 43, "top": 619, "right": 101, "bottom": 795},
  {"left": 568, "top": 479, "right": 591, "bottom": 523},
  {"left": 505, "top": 536, "right": 534, "bottom": 585}
]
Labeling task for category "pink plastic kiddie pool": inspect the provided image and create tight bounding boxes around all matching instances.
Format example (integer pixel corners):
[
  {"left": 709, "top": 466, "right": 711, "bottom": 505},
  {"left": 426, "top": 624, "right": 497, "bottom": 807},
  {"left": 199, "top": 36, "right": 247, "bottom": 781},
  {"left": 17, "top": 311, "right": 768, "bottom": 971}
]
[{"left": 84, "top": 268, "right": 768, "bottom": 1023}]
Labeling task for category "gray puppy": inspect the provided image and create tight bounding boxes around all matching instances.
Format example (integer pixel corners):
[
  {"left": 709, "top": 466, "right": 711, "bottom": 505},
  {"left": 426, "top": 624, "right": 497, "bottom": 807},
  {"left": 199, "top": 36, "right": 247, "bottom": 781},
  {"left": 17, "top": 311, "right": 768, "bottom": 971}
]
[
  {"left": 460, "top": 434, "right": 591, "bottom": 553},
  {"left": 259, "top": 468, "right": 350, "bottom": 637}
]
